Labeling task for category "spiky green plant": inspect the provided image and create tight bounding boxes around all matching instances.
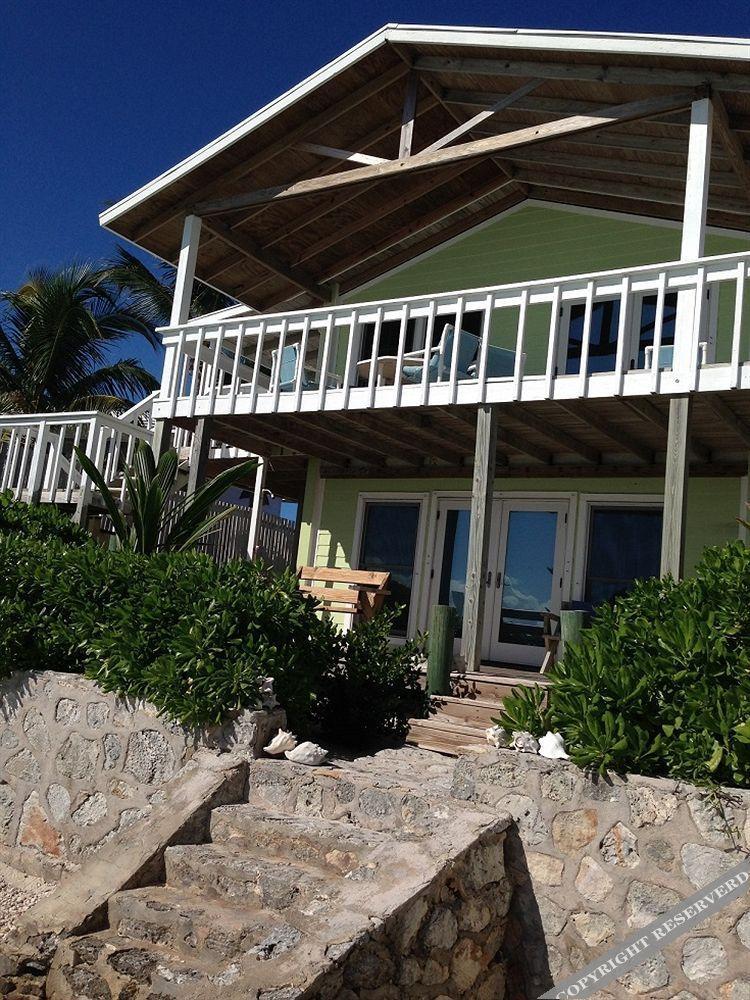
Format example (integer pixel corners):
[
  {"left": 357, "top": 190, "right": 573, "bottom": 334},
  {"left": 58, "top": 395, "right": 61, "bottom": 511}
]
[{"left": 75, "top": 439, "right": 256, "bottom": 554}]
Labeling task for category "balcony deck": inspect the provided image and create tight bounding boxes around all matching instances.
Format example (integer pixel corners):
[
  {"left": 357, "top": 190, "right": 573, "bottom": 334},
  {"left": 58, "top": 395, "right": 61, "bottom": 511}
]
[{"left": 155, "top": 251, "right": 750, "bottom": 429}]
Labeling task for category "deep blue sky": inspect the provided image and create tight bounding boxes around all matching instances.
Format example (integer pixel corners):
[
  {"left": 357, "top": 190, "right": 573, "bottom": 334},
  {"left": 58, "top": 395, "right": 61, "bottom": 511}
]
[{"left": 2, "top": 0, "right": 748, "bottom": 375}]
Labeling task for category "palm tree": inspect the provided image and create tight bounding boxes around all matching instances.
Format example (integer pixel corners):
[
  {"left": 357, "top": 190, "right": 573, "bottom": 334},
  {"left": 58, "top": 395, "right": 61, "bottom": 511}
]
[
  {"left": 105, "top": 246, "right": 231, "bottom": 327},
  {"left": 0, "top": 263, "right": 159, "bottom": 414}
]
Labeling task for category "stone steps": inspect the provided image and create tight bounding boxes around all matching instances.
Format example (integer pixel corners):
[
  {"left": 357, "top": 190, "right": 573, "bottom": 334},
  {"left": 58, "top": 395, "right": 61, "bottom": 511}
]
[
  {"left": 210, "top": 804, "right": 388, "bottom": 873},
  {"left": 164, "top": 841, "right": 331, "bottom": 910},
  {"left": 46, "top": 754, "right": 513, "bottom": 999}
]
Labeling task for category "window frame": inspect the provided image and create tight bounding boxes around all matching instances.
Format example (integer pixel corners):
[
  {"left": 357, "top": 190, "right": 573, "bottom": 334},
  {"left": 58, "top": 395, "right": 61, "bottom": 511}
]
[
  {"left": 351, "top": 492, "right": 430, "bottom": 639},
  {"left": 572, "top": 494, "right": 664, "bottom": 604}
]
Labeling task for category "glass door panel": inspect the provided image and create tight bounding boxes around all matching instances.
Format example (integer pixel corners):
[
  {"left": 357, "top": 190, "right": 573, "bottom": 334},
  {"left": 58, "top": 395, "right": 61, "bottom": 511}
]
[
  {"left": 358, "top": 501, "right": 420, "bottom": 636},
  {"left": 487, "top": 500, "right": 568, "bottom": 668}
]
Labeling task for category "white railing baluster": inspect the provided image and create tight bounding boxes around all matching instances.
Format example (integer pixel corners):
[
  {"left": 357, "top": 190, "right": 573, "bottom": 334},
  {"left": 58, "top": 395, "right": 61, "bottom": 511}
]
[
  {"left": 578, "top": 280, "right": 595, "bottom": 396},
  {"left": 294, "top": 316, "right": 312, "bottom": 411},
  {"left": 187, "top": 329, "right": 204, "bottom": 418},
  {"left": 167, "top": 331, "right": 186, "bottom": 418},
  {"left": 730, "top": 261, "right": 746, "bottom": 389},
  {"left": 544, "top": 285, "right": 562, "bottom": 398},
  {"left": 208, "top": 325, "right": 227, "bottom": 409},
  {"left": 341, "top": 310, "right": 359, "bottom": 409},
  {"left": 393, "top": 303, "right": 410, "bottom": 407},
  {"left": 16, "top": 428, "right": 33, "bottom": 500},
  {"left": 66, "top": 423, "right": 84, "bottom": 502},
  {"left": 688, "top": 266, "right": 707, "bottom": 391},
  {"left": 229, "top": 325, "right": 245, "bottom": 413},
  {"left": 367, "top": 306, "right": 384, "bottom": 408},
  {"left": 512, "top": 289, "right": 529, "bottom": 401},
  {"left": 317, "top": 314, "right": 335, "bottom": 411},
  {"left": 271, "top": 319, "right": 289, "bottom": 412},
  {"left": 613, "top": 275, "right": 632, "bottom": 397},
  {"left": 7, "top": 431, "right": 22, "bottom": 495},
  {"left": 421, "top": 299, "right": 437, "bottom": 407},
  {"left": 473, "top": 294, "right": 493, "bottom": 403},
  {"left": 249, "top": 320, "right": 267, "bottom": 411},
  {"left": 50, "top": 427, "right": 66, "bottom": 500},
  {"left": 650, "top": 271, "right": 667, "bottom": 394},
  {"left": 1, "top": 429, "right": 18, "bottom": 492},
  {"left": 448, "top": 296, "right": 465, "bottom": 404},
  {"left": 120, "top": 433, "right": 136, "bottom": 502}
]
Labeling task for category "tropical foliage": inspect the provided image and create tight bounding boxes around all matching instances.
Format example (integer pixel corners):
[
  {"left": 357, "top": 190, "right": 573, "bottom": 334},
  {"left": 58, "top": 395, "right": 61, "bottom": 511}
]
[
  {"left": 0, "top": 263, "right": 158, "bottom": 413},
  {"left": 0, "top": 489, "right": 90, "bottom": 547},
  {"left": 75, "top": 439, "right": 256, "bottom": 554},
  {"left": 494, "top": 542, "right": 750, "bottom": 789},
  {"left": 0, "top": 494, "right": 429, "bottom": 740}
]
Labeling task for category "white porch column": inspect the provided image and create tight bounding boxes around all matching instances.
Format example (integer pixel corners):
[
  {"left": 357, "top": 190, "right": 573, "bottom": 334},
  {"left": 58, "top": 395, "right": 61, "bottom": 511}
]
[
  {"left": 462, "top": 405, "right": 498, "bottom": 673},
  {"left": 247, "top": 457, "right": 267, "bottom": 560},
  {"left": 154, "top": 214, "right": 203, "bottom": 460},
  {"left": 661, "top": 97, "right": 713, "bottom": 580}
]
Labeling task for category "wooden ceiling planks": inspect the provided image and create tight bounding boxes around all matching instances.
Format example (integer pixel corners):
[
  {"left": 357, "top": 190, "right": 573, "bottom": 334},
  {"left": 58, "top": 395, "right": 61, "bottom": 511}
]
[{"left": 100, "top": 33, "right": 750, "bottom": 310}]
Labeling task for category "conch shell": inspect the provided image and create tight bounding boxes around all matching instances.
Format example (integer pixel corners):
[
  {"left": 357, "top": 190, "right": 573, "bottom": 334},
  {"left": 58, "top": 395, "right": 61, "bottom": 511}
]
[
  {"left": 285, "top": 741, "right": 328, "bottom": 766},
  {"left": 263, "top": 729, "right": 298, "bottom": 755},
  {"left": 538, "top": 731, "right": 569, "bottom": 760},
  {"left": 485, "top": 725, "right": 512, "bottom": 748},
  {"left": 512, "top": 730, "right": 540, "bottom": 754}
]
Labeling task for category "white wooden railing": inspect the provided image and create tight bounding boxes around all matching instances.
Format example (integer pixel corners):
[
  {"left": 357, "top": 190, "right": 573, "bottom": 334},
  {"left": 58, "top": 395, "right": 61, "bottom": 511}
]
[
  {"left": 155, "top": 250, "right": 750, "bottom": 419},
  {"left": 0, "top": 411, "right": 152, "bottom": 506}
]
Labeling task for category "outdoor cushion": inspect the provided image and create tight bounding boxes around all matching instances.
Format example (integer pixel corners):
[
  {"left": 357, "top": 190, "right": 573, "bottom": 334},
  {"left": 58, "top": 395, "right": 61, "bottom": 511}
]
[
  {"left": 402, "top": 325, "right": 479, "bottom": 384},
  {"left": 483, "top": 344, "right": 517, "bottom": 377}
]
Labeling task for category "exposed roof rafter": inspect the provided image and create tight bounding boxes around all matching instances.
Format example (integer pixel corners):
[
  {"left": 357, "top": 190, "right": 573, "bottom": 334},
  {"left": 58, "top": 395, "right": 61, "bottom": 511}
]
[{"left": 194, "top": 90, "right": 700, "bottom": 215}]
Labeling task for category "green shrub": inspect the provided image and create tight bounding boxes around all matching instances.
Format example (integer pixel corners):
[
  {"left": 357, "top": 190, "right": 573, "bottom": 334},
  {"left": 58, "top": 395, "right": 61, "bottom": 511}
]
[
  {"left": 0, "top": 531, "right": 428, "bottom": 742},
  {"left": 314, "top": 608, "right": 429, "bottom": 744},
  {"left": 0, "top": 490, "right": 90, "bottom": 546},
  {"left": 498, "top": 542, "right": 750, "bottom": 789},
  {"left": 0, "top": 534, "right": 340, "bottom": 729},
  {"left": 493, "top": 684, "right": 549, "bottom": 738}
]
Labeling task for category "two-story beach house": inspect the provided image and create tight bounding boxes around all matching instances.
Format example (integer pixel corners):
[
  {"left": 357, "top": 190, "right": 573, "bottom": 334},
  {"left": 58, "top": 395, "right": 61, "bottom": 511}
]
[{"left": 10, "top": 24, "right": 750, "bottom": 745}]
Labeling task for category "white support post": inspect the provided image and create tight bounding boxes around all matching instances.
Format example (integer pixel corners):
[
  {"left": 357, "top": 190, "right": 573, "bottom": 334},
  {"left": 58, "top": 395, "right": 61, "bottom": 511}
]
[
  {"left": 247, "top": 457, "right": 267, "bottom": 560},
  {"left": 171, "top": 214, "right": 203, "bottom": 326},
  {"left": 673, "top": 97, "right": 713, "bottom": 386},
  {"left": 305, "top": 458, "right": 325, "bottom": 567},
  {"left": 157, "top": 214, "right": 202, "bottom": 458},
  {"left": 462, "top": 405, "right": 498, "bottom": 673},
  {"left": 661, "top": 97, "right": 713, "bottom": 580}
]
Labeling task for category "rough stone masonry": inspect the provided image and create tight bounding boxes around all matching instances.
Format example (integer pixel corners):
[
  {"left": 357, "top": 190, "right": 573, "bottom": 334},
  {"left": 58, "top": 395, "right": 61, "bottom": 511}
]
[{"left": 453, "top": 747, "right": 750, "bottom": 999}]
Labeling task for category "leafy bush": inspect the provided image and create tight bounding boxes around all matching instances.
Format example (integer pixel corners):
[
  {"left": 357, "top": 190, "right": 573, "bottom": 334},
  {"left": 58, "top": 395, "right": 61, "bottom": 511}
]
[
  {"left": 498, "top": 542, "right": 750, "bottom": 788},
  {"left": 493, "top": 684, "right": 549, "bottom": 738},
  {"left": 314, "top": 608, "right": 429, "bottom": 744},
  {"left": 0, "top": 490, "right": 90, "bottom": 546},
  {"left": 0, "top": 529, "right": 428, "bottom": 742},
  {"left": 0, "top": 534, "right": 340, "bottom": 728}
]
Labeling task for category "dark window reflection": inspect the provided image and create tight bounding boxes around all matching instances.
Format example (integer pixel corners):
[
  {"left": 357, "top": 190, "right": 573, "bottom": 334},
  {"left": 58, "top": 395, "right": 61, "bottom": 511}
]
[
  {"left": 359, "top": 502, "right": 420, "bottom": 635},
  {"left": 438, "top": 508, "right": 470, "bottom": 637},
  {"left": 585, "top": 507, "right": 662, "bottom": 605}
]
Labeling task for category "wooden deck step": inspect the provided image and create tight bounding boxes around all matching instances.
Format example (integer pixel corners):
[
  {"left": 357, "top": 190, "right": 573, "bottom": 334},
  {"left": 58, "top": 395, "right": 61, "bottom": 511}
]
[
  {"left": 431, "top": 695, "right": 503, "bottom": 726},
  {"left": 449, "top": 668, "right": 550, "bottom": 703},
  {"left": 406, "top": 716, "right": 489, "bottom": 756}
]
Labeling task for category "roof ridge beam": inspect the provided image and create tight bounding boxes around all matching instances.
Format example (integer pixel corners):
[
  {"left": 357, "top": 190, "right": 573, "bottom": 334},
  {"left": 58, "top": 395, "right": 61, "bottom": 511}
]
[
  {"left": 194, "top": 89, "right": 701, "bottom": 215},
  {"left": 414, "top": 56, "right": 750, "bottom": 94}
]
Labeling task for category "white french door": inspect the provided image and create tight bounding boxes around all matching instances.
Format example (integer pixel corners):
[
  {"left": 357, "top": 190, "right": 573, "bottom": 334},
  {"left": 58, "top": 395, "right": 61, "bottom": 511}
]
[
  {"left": 429, "top": 496, "right": 569, "bottom": 669},
  {"left": 485, "top": 499, "right": 569, "bottom": 668}
]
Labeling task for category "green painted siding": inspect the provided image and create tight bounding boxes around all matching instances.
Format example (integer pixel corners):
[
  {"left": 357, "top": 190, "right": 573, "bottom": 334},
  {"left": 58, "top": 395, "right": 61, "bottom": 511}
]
[
  {"left": 345, "top": 204, "right": 750, "bottom": 373},
  {"left": 295, "top": 205, "right": 750, "bottom": 621}
]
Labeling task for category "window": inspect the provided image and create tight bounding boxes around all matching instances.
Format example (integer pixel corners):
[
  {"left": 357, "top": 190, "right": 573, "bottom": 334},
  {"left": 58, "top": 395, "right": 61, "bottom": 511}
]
[
  {"left": 358, "top": 501, "right": 421, "bottom": 635},
  {"left": 563, "top": 292, "right": 679, "bottom": 375},
  {"left": 585, "top": 506, "right": 662, "bottom": 605},
  {"left": 437, "top": 508, "right": 470, "bottom": 637},
  {"left": 358, "top": 318, "right": 421, "bottom": 361}
]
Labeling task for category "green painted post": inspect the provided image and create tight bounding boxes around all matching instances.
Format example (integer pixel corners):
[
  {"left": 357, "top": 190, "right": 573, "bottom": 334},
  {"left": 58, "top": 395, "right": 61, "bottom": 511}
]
[
  {"left": 427, "top": 605, "right": 455, "bottom": 695},
  {"left": 560, "top": 610, "right": 586, "bottom": 662}
]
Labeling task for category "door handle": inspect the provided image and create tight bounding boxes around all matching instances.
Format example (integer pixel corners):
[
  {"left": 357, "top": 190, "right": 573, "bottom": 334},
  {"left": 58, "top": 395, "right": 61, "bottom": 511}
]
[
  {"left": 486, "top": 570, "right": 492, "bottom": 587},
  {"left": 496, "top": 572, "right": 503, "bottom": 589}
]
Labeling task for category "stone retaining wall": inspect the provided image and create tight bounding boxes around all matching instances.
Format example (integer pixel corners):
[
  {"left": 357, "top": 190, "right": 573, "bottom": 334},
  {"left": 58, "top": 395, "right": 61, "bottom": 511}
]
[
  {"left": 0, "top": 670, "right": 283, "bottom": 878},
  {"left": 453, "top": 749, "right": 750, "bottom": 999}
]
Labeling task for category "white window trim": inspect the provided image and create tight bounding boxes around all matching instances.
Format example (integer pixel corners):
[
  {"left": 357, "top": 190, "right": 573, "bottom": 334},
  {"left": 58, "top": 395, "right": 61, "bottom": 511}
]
[
  {"left": 572, "top": 493, "right": 664, "bottom": 602},
  {"left": 557, "top": 286, "right": 719, "bottom": 377},
  {"left": 352, "top": 492, "right": 430, "bottom": 640}
]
